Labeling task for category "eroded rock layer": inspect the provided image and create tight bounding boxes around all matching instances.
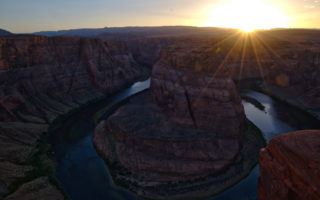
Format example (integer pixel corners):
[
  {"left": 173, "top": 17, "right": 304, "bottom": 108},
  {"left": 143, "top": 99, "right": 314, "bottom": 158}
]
[
  {"left": 0, "top": 35, "right": 148, "bottom": 199},
  {"left": 152, "top": 60, "right": 245, "bottom": 138},
  {"left": 94, "top": 92, "right": 265, "bottom": 199},
  {"left": 143, "top": 30, "right": 320, "bottom": 118},
  {"left": 259, "top": 130, "right": 320, "bottom": 200},
  {"left": 97, "top": 93, "right": 241, "bottom": 180}
]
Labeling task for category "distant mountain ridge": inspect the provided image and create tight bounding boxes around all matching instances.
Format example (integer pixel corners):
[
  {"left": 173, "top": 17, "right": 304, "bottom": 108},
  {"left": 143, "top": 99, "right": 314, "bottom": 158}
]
[
  {"left": 34, "top": 27, "right": 109, "bottom": 37},
  {"left": 34, "top": 26, "right": 231, "bottom": 37},
  {"left": 0, "top": 29, "right": 13, "bottom": 36},
  {"left": 34, "top": 26, "right": 320, "bottom": 38}
]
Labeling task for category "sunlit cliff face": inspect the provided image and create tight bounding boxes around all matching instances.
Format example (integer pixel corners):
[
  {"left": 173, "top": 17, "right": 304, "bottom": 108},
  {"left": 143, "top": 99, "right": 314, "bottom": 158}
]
[{"left": 204, "top": 0, "right": 289, "bottom": 32}]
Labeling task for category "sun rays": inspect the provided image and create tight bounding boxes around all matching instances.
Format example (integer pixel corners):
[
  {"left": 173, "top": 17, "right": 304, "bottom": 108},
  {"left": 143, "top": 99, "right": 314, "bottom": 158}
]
[
  {"left": 204, "top": 0, "right": 289, "bottom": 32},
  {"left": 191, "top": 30, "right": 293, "bottom": 109}
]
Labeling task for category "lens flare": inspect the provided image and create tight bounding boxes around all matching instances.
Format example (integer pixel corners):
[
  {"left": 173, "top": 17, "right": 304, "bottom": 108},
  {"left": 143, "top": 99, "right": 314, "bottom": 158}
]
[{"left": 204, "top": 0, "right": 289, "bottom": 31}]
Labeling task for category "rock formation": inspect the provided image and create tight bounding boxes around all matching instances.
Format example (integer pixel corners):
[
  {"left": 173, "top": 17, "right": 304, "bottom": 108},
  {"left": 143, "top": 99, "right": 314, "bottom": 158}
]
[
  {"left": 151, "top": 50, "right": 245, "bottom": 137},
  {"left": 264, "top": 38, "right": 320, "bottom": 117},
  {"left": 142, "top": 29, "right": 320, "bottom": 118},
  {"left": 94, "top": 46, "right": 265, "bottom": 199},
  {"left": 0, "top": 35, "right": 148, "bottom": 199},
  {"left": 259, "top": 130, "right": 320, "bottom": 200}
]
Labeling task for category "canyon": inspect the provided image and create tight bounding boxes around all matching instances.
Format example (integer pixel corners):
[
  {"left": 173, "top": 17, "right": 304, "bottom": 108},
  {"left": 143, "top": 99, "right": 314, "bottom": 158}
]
[
  {"left": 0, "top": 27, "right": 319, "bottom": 199},
  {"left": 93, "top": 57, "right": 265, "bottom": 198},
  {"left": 94, "top": 28, "right": 320, "bottom": 199},
  {"left": 0, "top": 34, "right": 148, "bottom": 199}
]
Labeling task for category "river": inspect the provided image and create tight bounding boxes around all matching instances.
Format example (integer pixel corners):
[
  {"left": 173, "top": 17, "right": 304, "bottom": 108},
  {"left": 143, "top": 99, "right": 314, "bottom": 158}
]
[{"left": 49, "top": 79, "right": 320, "bottom": 200}]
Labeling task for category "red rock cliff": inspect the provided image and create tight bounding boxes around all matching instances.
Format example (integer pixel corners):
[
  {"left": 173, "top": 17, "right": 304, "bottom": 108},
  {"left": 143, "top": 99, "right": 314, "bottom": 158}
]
[
  {"left": 0, "top": 35, "right": 147, "bottom": 199},
  {"left": 152, "top": 51, "right": 246, "bottom": 138},
  {"left": 0, "top": 35, "right": 147, "bottom": 122},
  {"left": 259, "top": 130, "right": 320, "bottom": 200}
]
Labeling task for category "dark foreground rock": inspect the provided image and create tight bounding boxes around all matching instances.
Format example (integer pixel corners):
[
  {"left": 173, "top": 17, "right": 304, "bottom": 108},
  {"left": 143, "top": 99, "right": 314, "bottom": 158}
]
[
  {"left": 259, "top": 130, "right": 320, "bottom": 200},
  {"left": 94, "top": 92, "right": 265, "bottom": 199},
  {"left": 4, "top": 177, "right": 64, "bottom": 200}
]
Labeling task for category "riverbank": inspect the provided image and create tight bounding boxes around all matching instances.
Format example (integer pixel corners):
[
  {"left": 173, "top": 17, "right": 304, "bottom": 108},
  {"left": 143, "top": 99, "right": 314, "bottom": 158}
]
[
  {"left": 260, "top": 85, "right": 320, "bottom": 120},
  {"left": 237, "top": 78, "right": 320, "bottom": 121},
  {"left": 47, "top": 78, "right": 150, "bottom": 200},
  {"left": 0, "top": 75, "right": 149, "bottom": 199}
]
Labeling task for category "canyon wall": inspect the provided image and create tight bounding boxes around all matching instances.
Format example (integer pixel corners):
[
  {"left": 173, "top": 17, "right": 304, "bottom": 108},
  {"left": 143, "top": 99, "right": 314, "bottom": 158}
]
[
  {"left": 260, "top": 30, "right": 320, "bottom": 114},
  {"left": 0, "top": 35, "right": 148, "bottom": 122},
  {"left": 146, "top": 30, "right": 320, "bottom": 116},
  {"left": 34, "top": 27, "right": 320, "bottom": 108},
  {"left": 259, "top": 130, "right": 320, "bottom": 200},
  {"left": 0, "top": 35, "right": 148, "bottom": 199}
]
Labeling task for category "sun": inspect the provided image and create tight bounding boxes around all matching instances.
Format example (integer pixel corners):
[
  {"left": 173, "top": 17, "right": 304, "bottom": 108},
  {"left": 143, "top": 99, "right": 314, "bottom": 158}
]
[
  {"left": 241, "top": 27, "right": 255, "bottom": 33},
  {"left": 204, "top": 0, "right": 289, "bottom": 31}
]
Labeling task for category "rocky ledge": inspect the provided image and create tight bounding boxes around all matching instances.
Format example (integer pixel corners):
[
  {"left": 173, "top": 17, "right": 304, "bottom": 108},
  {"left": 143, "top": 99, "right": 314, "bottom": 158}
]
[{"left": 259, "top": 130, "right": 320, "bottom": 200}]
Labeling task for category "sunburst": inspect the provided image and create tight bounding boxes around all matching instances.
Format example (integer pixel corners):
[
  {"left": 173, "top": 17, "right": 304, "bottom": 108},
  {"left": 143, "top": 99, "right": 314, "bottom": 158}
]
[{"left": 205, "top": 0, "right": 289, "bottom": 32}]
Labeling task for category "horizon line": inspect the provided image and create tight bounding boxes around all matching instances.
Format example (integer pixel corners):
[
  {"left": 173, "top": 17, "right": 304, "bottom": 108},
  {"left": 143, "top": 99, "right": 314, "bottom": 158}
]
[{"left": 2, "top": 25, "right": 320, "bottom": 34}]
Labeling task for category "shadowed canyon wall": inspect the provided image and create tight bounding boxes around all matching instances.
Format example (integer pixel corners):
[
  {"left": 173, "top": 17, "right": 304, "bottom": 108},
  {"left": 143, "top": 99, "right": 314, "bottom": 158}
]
[{"left": 0, "top": 35, "right": 148, "bottom": 199}]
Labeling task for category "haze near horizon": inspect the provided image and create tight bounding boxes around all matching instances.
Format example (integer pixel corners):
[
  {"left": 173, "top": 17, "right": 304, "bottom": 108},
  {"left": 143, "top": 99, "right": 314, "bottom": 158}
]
[{"left": 0, "top": 0, "right": 320, "bottom": 33}]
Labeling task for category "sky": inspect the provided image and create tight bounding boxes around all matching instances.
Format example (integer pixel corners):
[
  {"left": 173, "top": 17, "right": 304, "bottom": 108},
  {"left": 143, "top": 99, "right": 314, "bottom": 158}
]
[{"left": 0, "top": 0, "right": 320, "bottom": 33}]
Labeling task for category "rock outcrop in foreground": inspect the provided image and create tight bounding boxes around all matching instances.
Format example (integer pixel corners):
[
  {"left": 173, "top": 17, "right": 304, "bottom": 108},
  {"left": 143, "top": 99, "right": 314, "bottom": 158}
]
[
  {"left": 0, "top": 35, "right": 148, "bottom": 199},
  {"left": 259, "top": 130, "right": 320, "bottom": 200},
  {"left": 94, "top": 54, "right": 265, "bottom": 199}
]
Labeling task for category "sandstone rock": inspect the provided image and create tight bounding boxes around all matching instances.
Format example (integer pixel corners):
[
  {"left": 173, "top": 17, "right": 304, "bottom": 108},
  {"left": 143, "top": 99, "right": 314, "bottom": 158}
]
[
  {"left": 259, "top": 130, "right": 320, "bottom": 200},
  {"left": 152, "top": 62, "right": 245, "bottom": 139},
  {"left": 267, "top": 48, "right": 320, "bottom": 110},
  {"left": 0, "top": 35, "right": 148, "bottom": 198},
  {"left": 96, "top": 93, "right": 241, "bottom": 180},
  {"left": 94, "top": 92, "right": 265, "bottom": 199},
  {"left": 4, "top": 177, "right": 64, "bottom": 200},
  {"left": 0, "top": 161, "right": 33, "bottom": 191}
]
